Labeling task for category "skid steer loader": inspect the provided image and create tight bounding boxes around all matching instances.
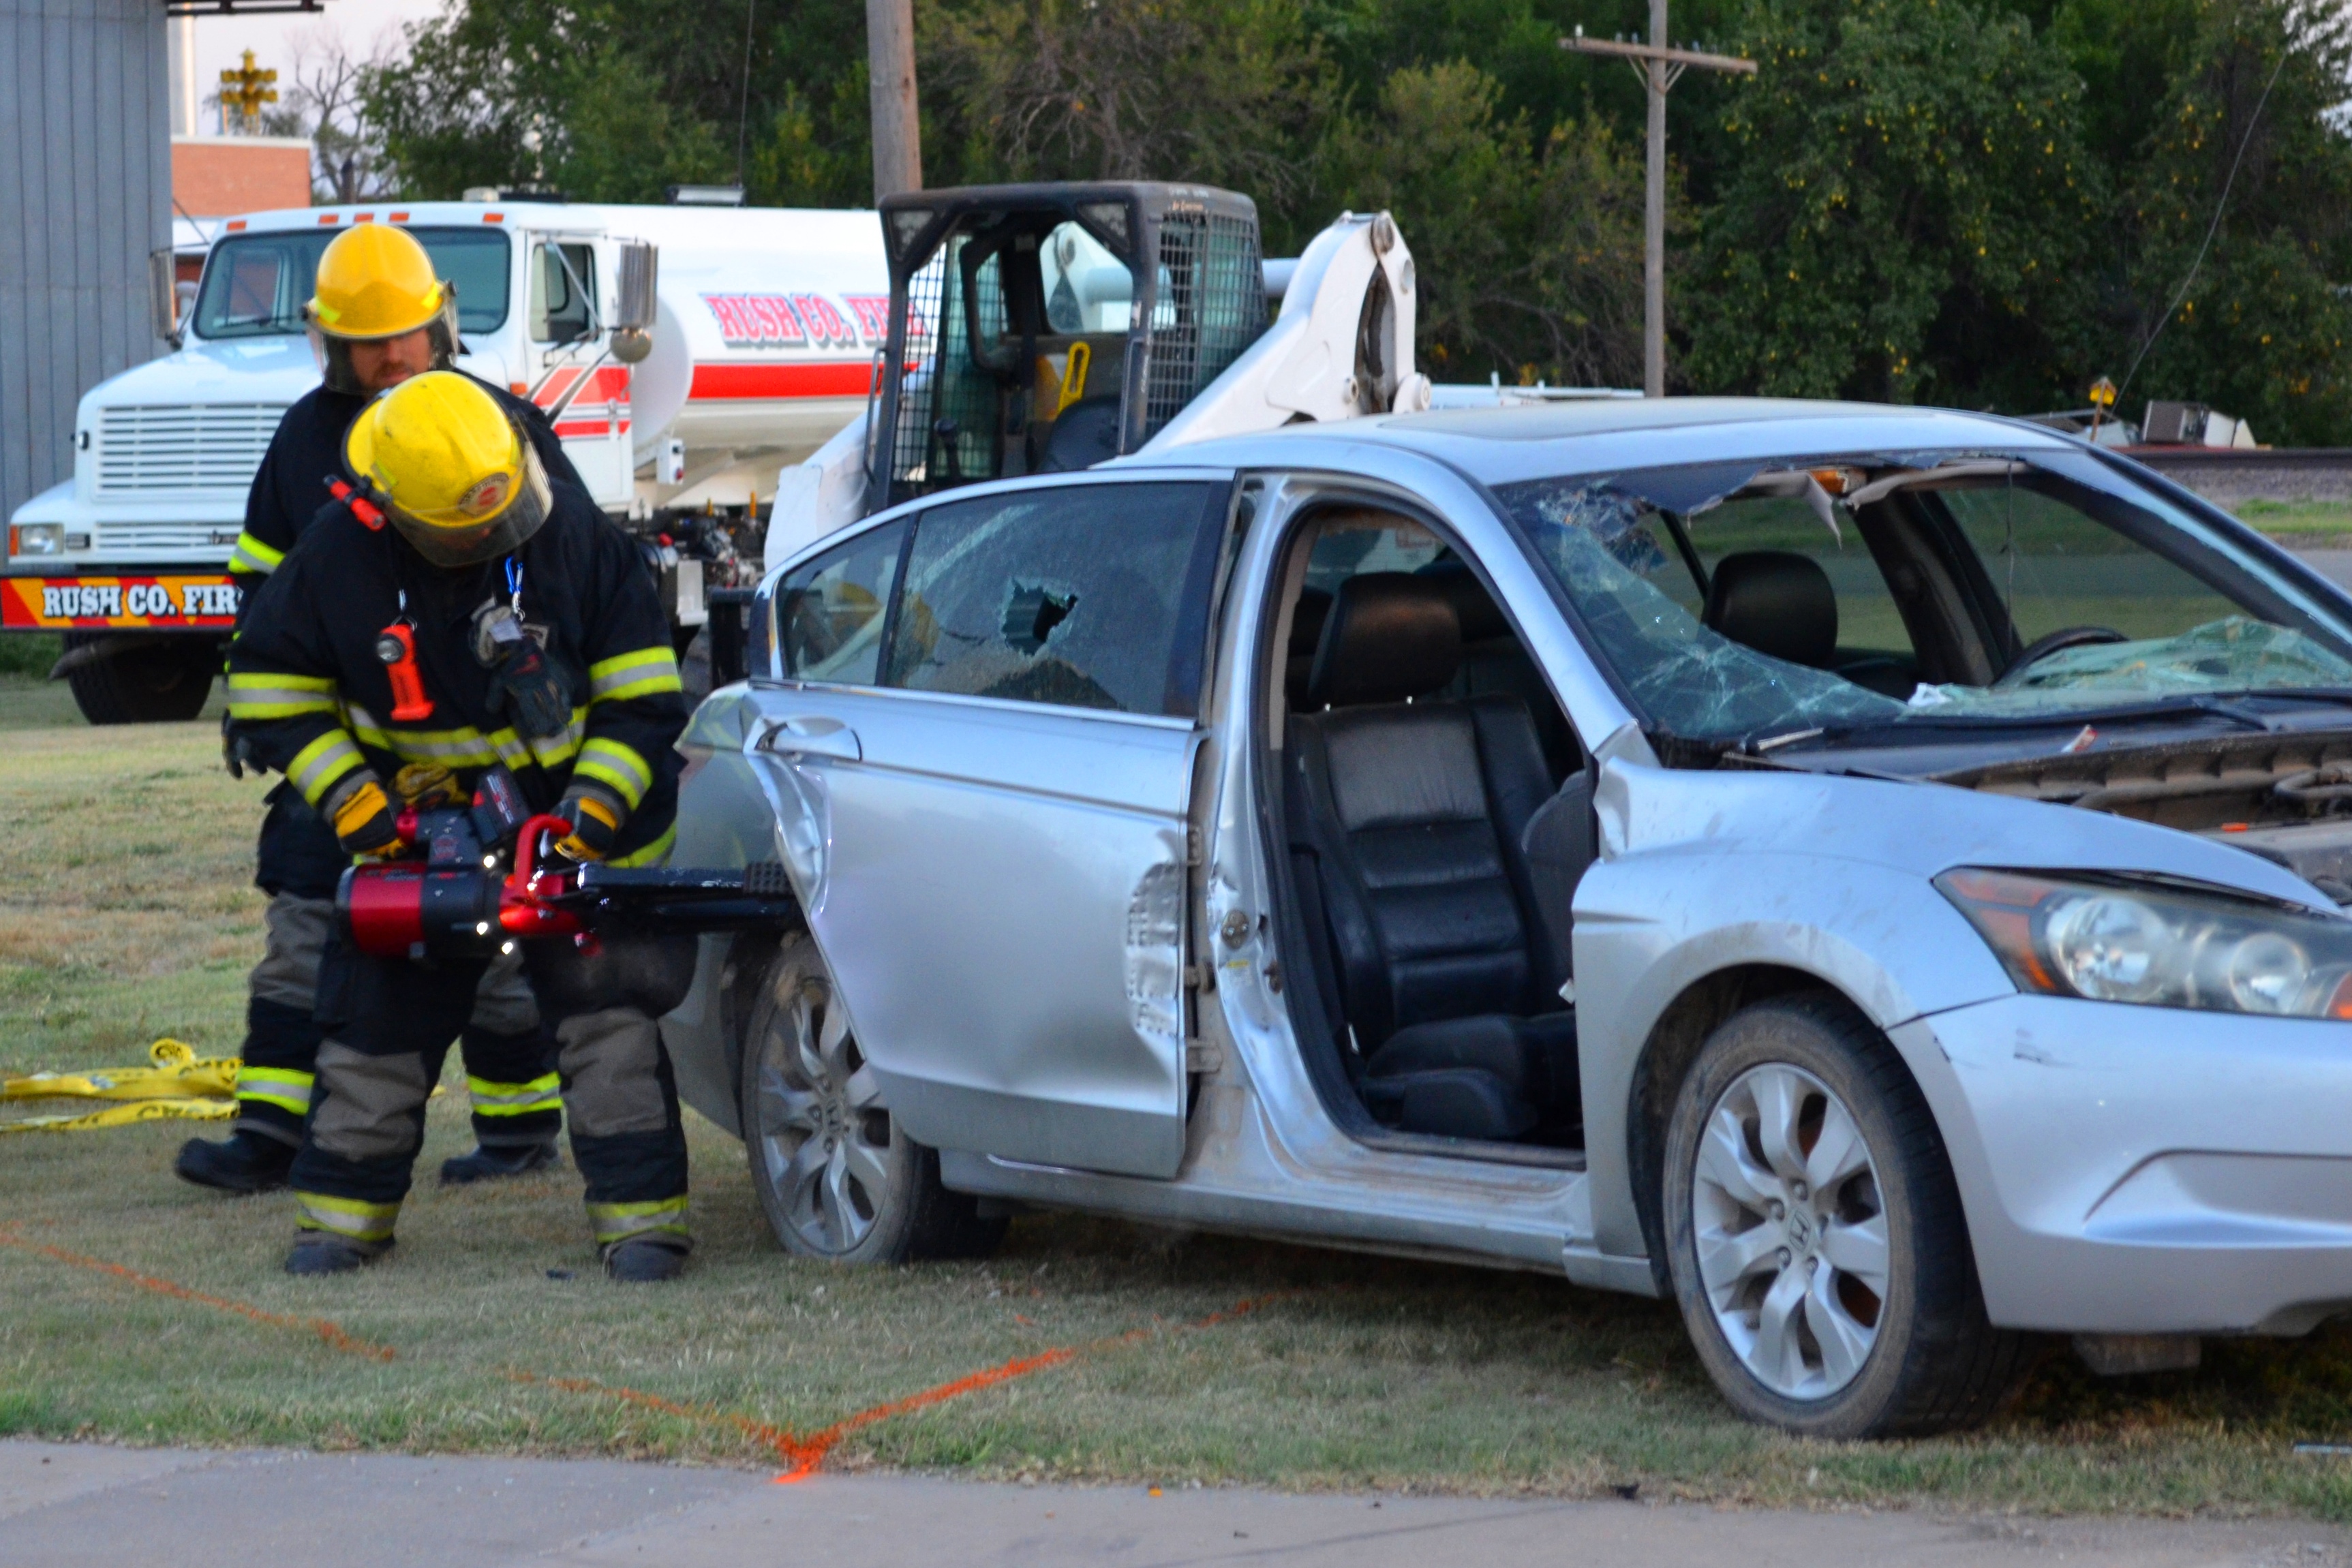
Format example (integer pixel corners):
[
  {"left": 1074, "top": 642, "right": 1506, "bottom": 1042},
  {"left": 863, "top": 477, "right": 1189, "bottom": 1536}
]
[{"left": 763, "top": 180, "right": 1429, "bottom": 563}]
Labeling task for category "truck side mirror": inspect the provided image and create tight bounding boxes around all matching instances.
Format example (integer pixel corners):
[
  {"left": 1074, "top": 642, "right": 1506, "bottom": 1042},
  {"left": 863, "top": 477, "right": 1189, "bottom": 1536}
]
[
  {"left": 149, "top": 247, "right": 183, "bottom": 348},
  {"left": 610, "top": 241, "right": 658, "bottom": 363},
  {"left": 613, "top": 242, "right": 658, "bottom": 332}
]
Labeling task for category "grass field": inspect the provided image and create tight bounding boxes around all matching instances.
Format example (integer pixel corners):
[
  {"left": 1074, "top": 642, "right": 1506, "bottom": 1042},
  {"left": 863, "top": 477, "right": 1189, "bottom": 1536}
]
[
  {"left": 2238, "top": 499, "right": 2352, "bottom": 540},
  {"left": 17, "top": 684, "right": 2352, "bottom": 1517}
]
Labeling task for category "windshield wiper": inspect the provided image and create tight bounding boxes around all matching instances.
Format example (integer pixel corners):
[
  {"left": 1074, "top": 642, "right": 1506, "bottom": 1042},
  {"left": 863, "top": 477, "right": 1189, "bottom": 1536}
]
[{"left": 1885, "top": 693, "right": 2285, "bottom": 733}]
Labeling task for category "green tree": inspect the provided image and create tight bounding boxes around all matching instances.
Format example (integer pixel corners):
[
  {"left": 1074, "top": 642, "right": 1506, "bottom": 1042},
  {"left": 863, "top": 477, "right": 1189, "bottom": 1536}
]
[
  {"left": 921, "top": 0, "right": 1337, "bottom": 234},
  {"left": 361, "top": 0, "right": 871, "bottom": 204},
  {"left": 1317, "top": 61, "right": 1655, "bottom": 386},
  {"left": 2091, "top": 0, "right": 2352, "bottom": 443},
  {"left": 1682, "top": 0, "right": 2102, "bottom": 406}
]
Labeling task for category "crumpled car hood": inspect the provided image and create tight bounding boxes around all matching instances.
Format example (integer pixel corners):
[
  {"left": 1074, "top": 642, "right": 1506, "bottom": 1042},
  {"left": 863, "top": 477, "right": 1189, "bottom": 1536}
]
[{"left": 1598, "top": 758, "right": 2334, "bottom": 911}]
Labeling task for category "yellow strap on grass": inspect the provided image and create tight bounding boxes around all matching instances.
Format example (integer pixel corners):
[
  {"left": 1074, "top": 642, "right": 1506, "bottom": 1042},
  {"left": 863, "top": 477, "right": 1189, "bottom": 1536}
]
[
  {"left": 3, "top": 1039, "right": 240, "bottom": 1104},
  {"left": 0, "top": 1098, "right": 235, "bottom": 1135}
]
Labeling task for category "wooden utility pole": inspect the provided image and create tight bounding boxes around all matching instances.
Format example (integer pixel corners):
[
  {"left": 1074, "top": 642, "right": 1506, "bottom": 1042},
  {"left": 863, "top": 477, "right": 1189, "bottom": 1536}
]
[
  {"left": 867, "top": 0, "right": 922, "bottom": 200},
  {"left": 1562, "top": 23, "right": 1754, "bottom": 396}
]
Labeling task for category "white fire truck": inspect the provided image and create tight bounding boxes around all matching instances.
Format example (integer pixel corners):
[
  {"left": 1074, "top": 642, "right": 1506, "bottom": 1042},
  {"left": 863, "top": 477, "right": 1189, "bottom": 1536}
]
[{"left": 3, "top": 196, "right": 887, "bottom": 722}]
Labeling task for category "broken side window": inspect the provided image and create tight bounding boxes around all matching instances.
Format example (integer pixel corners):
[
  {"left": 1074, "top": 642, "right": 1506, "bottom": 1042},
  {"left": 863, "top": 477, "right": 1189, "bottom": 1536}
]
[{"left": 884, "top": 481, "right": 1223, "bottom": 717}]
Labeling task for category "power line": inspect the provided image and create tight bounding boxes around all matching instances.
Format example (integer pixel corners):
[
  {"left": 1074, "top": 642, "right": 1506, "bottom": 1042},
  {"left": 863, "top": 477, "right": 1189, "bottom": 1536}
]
[{"left": 2116, "top": 45, "right": 2291, "bottom": 407}]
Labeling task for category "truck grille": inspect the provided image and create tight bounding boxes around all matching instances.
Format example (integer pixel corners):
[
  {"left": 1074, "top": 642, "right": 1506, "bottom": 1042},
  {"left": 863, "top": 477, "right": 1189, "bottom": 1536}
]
[
  {"left": 95, "top": 404, "right": 286, "bottom": 495},
  {"left": 96, "top": 523, "right": 243, "bottom": 553}
]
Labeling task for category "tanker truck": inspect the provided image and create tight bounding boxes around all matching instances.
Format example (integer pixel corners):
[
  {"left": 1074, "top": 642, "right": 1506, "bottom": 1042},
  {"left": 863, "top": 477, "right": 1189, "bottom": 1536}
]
[{"left": 2, "top": 196, "right": 887, "bottom": 723}]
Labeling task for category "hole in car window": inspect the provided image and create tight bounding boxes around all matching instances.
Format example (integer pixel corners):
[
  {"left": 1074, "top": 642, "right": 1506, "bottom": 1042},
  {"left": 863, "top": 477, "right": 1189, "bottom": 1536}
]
[
  {"left": 886, "top": 482, "right": 1215, "bottom": 716},
  {"left": 1934, "top": 482, "right": 2244, "bottom": 645},
  {"left": 776, "top": 520, "right": 906, "bottom": 685}
]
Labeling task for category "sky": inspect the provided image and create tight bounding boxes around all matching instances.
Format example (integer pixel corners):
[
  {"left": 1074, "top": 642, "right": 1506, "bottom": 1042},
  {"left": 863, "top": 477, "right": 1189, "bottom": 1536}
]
[{"left": 172, "top": 0, "right": 446, "bottom": 137}]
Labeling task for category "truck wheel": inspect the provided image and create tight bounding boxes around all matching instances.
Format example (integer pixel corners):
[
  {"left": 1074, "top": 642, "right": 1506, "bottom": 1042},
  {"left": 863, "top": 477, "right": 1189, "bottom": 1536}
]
[
  {"left": 62, "top": 634, "right": 216, "bottom": 724},
  {"left": 739, "top": 935, "right": 1006, "bottom": 1264},
  {"left": 1661, "top": 992, "right": 2027, "bottom": 1438}
]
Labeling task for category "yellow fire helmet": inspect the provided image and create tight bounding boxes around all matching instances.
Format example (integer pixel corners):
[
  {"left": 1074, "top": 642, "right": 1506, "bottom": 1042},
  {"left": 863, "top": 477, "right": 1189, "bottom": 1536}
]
[
  {"left": 304, "top": 224, "right": 461, "bottom": 394},
  {"left": 344, "top": 372, "right": 550, "bottom": 568}
]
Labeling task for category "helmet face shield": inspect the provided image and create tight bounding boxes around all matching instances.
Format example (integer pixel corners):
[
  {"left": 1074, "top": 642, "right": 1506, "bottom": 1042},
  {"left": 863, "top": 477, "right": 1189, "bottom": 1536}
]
[
  {"left": 343, "top": 373, "right": 551, "bottom": 569},
  {"left": 384, "top": 439, "right": 551, "bottom": 568}
]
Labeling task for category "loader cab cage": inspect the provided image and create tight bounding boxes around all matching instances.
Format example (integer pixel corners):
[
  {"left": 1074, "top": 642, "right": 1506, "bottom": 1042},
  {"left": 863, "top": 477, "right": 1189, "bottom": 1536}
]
[{"left": 870, "top": 182, "right": 1266, "bottom": 512}]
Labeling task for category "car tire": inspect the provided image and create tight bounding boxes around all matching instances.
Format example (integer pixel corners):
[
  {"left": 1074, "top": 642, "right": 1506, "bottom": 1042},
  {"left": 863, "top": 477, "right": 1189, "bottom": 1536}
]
[
  {"left": 739, "top": 935, "right": 1006, "bottom": 1265},
  {"left": 1661, "top": 991, "right": 2027, "bottom": 1438},
  {"left": 63, "top": 634, "right": 216, "bottom": 724}
]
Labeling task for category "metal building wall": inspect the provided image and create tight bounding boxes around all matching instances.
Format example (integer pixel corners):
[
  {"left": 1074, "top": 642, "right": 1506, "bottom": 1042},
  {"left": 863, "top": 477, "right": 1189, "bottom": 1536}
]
[{"left": 0, "top": 0, "right": 170, "bottom": 529}]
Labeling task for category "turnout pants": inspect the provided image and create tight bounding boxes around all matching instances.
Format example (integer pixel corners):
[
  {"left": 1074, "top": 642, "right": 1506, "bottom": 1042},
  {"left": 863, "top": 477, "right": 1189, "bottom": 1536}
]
[
  {"left": 286, "top": 929, "right": 697, "bottom": 1256},
  {"left": 237, "top": 786, "right": 559, "bottom": 1150}
]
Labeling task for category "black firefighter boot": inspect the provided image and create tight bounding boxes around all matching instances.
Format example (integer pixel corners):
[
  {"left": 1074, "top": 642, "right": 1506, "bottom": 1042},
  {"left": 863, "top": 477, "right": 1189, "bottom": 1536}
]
[
  {"left": 285, "top": 1234, "right": 391, "bottom": 1276},
  {"left": 438, "top": 1140, "right": 560, "bottom": 1186},
  {"left": 174, "top": 1130, "right": 296, "bottom": 1195}
]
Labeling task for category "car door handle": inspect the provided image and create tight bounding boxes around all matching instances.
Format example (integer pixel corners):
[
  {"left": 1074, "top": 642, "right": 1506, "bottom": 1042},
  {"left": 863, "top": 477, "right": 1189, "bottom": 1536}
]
[{"left": 759, "top": 715, "right": 861, "bottom": 762}]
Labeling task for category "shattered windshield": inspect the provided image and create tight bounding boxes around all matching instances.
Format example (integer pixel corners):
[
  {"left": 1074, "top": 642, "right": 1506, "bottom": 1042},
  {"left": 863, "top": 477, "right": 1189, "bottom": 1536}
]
[{"left": 1495, "top": 450, "right": 2352, "bottom": 743}]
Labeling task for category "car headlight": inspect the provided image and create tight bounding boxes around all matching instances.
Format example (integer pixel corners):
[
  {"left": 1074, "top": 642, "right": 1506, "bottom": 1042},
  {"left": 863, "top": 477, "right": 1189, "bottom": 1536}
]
[
  {"left": 10, "top": 523, "right": 63, "bottom": 557},
  {"left": 1935, "top": 867, "right": 2352, "bottom": 1019}
]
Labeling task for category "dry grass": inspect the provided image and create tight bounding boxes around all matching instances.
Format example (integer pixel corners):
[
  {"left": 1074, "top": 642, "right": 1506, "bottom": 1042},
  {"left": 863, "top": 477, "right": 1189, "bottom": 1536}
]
[
  {"left": 10, "top": 705, "right": 2352, "bottom": 1517},
  {"left": 2240, "top": 500, "right": 2352, "bottom": 540}
]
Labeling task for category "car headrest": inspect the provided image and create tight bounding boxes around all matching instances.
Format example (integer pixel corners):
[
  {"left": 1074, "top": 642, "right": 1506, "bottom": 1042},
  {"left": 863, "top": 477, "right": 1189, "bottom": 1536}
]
[
  {"left": 1702, "top": 551, "right": 1838, "bottom": 668},
  {"left": 1307, "top": 572, "right": 1463, "bottom": 707},
  {"left": 1418, "top": 559, "right": 1510, "bottom": 643}
]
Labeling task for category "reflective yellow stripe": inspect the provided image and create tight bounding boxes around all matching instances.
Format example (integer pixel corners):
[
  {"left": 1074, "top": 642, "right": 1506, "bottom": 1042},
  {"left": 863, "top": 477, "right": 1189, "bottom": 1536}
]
[
  {"left": 233, "top": 1066, "right": 314, "bottom": 1116},
  {"left": 228, "top": 530, "right": 286, "bottom": 575},
  {"left": 574, "top": 737, "right": 653, "bottom": 808},
  {"left": 294, "top": 1190, "right": 400, "bottom": 1242},
  {"left": 607, "top": 820, "right": 675, "bottom": 869},
  {"left": 466, "top": 1074, "right": 561, "bottom": 1116},
  {"left": 589, "top": 647, "right": 683, "bottom": 704},
  {"left": 587, "top": 1195, "right": 690, "bottom": 1246},
  {"left": 345, "top": 704, "right": 585, "bottom": 774},
  {"left": 288, "top": 730, "right": 365, "bottom": 806},
  {"left": 227, "top": 673, "right": 339, "bottom": 720},
  {"left": 608, "top": 820, "right": 675, "bottom": 868}
]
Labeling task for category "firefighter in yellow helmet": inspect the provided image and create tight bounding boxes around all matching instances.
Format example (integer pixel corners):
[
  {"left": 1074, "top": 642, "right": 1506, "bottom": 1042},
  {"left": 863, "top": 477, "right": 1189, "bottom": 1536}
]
[
  {"left": 181, "top": 225, "right": 590, "bottom": 1199},
  {"left": 227, "top": 372, "right": 694, "bottom": 1282}
]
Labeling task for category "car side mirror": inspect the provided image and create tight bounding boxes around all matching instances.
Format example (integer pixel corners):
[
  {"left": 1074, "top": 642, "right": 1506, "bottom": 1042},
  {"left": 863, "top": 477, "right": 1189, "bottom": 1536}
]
[{"left": 149, "top": 247, "right": 183, "bottom": 348}]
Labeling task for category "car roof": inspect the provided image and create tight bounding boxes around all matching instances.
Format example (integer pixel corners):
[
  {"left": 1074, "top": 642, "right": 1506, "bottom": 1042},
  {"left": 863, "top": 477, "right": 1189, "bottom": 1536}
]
[{"left": 1137, "top": 397, "right": 2082, "bottom": 490}]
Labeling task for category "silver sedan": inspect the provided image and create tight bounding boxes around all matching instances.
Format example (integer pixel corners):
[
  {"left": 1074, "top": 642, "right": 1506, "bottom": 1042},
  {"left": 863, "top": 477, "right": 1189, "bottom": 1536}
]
[{"left": 664, "top": 398, "right": 2352, "bottom": 1436}]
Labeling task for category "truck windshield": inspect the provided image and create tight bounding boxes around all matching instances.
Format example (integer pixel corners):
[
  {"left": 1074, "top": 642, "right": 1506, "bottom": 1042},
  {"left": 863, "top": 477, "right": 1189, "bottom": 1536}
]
[
  {"left": 1495, "top": 449, "right": 2352, "bottom": 742},
  {"left": 192, "top": 227, "right": 513, "bottom": 340}
]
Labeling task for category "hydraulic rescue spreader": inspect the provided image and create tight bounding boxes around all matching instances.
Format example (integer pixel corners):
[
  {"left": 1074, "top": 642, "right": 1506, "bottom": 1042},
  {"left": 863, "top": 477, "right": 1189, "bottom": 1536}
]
[{"left": 336, "top": 766, "right": 795, "bottom": 962}]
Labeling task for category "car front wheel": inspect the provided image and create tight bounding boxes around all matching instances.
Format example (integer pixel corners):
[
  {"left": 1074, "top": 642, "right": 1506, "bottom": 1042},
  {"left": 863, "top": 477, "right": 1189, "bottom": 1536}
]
[
  {"left": 739, "top": 936, "right": 1005, "bottom": 1264},
  {"left": 1662, "top": 992, "right": 2026, "bottom": 1437}
]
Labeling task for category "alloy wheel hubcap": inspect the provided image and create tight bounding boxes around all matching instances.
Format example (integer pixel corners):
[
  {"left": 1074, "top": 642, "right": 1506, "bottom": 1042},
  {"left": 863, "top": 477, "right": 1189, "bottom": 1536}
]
[
  {"left": 1690, "top": 1062, "right": 1890, "bottom": 1400},
  {"left": 754, "top": 975, "right": 891, "bottom": 1255}
]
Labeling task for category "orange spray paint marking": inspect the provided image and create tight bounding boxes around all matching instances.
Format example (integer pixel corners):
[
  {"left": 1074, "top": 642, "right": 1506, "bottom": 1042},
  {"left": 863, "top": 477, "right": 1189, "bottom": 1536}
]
[
  {"left": 0, "top": 1230, "right": 395, "bottom": 1362},
  {"left": 765, "top": 1290, "right": 1296, "bottom": 1484}
]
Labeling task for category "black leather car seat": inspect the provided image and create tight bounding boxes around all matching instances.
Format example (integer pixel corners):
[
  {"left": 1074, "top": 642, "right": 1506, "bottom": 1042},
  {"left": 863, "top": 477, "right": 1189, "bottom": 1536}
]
[
  {"left": 1286, "top": 572, "right": 1582, "bottom": 1143},
  {"left": 1702, "top": 550, "right": 1837, "bottom": 667}
]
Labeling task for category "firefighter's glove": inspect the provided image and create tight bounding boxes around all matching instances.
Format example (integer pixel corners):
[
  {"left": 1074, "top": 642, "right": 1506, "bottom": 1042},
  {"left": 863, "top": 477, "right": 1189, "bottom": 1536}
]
[
  {"left": 553, "top": 787, "right": 623, "bottom": 863},
  {"left": 220, "top": 713, "right": 262, "bottom": 780},
  {"left": 392, "top": 761, "right": 463, "bottom": 810},
  {"left": 474, "top": 601, "right": 572, "bottom": 741},
  {"left": 325, "top": 774, "right": 402, "bottom": 860}
]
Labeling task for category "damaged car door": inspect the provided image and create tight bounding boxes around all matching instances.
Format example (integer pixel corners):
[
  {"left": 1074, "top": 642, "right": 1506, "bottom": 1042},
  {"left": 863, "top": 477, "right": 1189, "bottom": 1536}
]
[{"left": 759, "top": 475, "right": 1231, "bottom": 1178}]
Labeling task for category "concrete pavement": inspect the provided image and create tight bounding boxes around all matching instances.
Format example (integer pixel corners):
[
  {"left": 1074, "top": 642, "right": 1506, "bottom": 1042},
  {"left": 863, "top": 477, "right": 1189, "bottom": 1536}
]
[{"left": 5, "top": 1441, "right": 2350, "bottom": 1567}]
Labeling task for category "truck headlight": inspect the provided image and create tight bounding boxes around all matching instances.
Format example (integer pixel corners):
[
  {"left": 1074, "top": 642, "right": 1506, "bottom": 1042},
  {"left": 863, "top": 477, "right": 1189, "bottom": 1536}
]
[
  {"left": 10, "top": 523, "right": 63, "bottom": 557},
  {"left": 1936, "top": 868, "right": 2352, "bottom": 1019}
]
